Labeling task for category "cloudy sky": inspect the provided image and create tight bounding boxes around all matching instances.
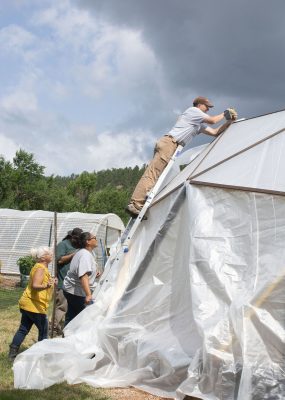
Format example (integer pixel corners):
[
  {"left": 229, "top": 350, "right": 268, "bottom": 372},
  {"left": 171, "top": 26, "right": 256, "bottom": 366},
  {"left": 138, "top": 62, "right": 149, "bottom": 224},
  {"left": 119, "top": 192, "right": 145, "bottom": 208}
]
[{"left": 1, "top": 0, "right": 285, "bottom": 176}]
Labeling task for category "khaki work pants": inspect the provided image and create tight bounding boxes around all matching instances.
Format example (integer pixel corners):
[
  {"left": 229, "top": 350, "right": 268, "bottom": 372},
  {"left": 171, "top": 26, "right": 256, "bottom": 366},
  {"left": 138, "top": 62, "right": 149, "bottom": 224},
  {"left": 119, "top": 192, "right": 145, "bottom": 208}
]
[
  {"left": 131, "top": 135, "right": 178, "bottom": 209},
  {"left": 53, "top": 288, "right": 67, "bottom": 332}
]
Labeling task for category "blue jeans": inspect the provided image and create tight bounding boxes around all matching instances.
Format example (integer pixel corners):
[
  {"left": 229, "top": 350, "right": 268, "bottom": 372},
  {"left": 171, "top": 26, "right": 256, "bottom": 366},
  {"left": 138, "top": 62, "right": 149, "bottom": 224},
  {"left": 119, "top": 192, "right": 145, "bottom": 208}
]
[
  {"left": 11, "top": 308, "right": 48, "bottom": 347},
  {"left": 63, "top": 291, "right": 85, "bottom": 326}
]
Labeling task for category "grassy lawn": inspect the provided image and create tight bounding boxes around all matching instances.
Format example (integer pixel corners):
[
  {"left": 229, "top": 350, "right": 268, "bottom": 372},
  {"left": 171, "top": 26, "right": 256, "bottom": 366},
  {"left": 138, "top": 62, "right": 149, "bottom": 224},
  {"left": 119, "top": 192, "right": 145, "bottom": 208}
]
[{"left": 0, "top": 288, "right": 111, "bottom": 400}]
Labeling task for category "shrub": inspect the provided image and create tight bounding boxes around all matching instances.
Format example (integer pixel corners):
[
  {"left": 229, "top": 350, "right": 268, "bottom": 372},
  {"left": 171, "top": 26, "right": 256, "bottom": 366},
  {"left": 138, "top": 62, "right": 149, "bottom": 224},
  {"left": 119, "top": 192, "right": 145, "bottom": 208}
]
[{"left": 17, "top": 255, "right": 35, "bottom": 275}]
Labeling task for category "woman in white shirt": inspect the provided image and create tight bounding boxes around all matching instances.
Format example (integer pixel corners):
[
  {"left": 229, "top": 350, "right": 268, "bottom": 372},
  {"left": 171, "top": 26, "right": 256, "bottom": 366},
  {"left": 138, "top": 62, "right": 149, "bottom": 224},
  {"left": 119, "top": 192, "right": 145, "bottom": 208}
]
[{"left": 63, "top": 232, "right": 98, "bottom": 326}]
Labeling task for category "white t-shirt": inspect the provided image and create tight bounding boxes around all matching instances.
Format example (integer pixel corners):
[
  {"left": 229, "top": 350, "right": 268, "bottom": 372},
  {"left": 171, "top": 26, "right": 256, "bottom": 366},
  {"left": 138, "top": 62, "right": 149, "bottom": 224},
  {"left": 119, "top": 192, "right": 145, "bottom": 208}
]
[
  {"left": 63, "top": 248, "right": 97, "bottom": 297},
  {"left": 168, "top": 106, "right": 208, "bottom": 146}
]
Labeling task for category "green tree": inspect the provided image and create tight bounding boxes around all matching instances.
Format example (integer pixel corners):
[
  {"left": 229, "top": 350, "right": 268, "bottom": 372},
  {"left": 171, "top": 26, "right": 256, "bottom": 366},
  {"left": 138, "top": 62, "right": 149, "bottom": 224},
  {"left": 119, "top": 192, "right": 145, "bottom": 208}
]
[
  {"left": 0, "top": 156, "right": 14, "bottom": 207},
  {"left": 67, "top": 171, "right": 97, "bottom": 210},
  {"left": 88, "top": 187, "right": 131, "bottom": 223},
  {"left": 0, "top": 150, "right": 146, "bottom": 222},
  {"left": 11, "top": 149, "right": 46, "bottom": 209}
]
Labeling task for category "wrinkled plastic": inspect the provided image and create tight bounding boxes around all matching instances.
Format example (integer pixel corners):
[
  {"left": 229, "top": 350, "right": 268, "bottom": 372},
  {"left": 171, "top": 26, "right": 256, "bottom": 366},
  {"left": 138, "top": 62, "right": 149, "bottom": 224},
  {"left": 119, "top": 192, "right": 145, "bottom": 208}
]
[{"left": 13, "top": 183, "right": 285, "bottom": 399}]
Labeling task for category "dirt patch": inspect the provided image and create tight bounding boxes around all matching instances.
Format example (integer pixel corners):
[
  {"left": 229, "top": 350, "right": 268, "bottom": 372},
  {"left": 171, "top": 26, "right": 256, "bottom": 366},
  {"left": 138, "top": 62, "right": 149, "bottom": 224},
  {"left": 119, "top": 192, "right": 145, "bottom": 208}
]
[
  {"left": 104, "top": 387, "right": 169, "bottom": 400},
  {"left": 0, "top": 276, "right": 20, "bottom": 289},
  {"left": 104, "top": 388, "right": 199, "bottom": 400}
]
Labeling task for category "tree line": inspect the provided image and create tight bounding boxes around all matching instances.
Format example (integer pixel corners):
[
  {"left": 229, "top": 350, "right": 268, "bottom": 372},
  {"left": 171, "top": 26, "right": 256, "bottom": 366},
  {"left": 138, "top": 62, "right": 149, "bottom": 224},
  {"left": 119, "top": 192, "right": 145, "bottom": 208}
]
[{"left": 0, "top": 149, "right": 145, "bottom": 224}]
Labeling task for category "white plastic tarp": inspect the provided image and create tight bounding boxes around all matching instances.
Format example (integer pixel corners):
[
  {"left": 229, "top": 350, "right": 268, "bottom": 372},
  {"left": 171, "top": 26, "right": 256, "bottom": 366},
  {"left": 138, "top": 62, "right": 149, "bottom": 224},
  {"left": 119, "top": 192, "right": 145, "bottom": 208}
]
[
  {"left": 191, "top": 110, "right": 285, "bottom": 177},
  {"left": 191, "top": 129, "right": 285, "bottom": 193},
  {"left": 13, "top": 184, "right": 285, "bottom": 399}
]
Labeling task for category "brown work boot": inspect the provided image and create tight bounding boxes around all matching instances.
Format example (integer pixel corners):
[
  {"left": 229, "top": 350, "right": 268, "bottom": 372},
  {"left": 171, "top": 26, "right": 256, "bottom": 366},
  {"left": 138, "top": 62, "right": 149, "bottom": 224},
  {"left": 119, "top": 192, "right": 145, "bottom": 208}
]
[
  {"left": 49, "top": 325, "right": 63, "bottom": 337},
  {"left": 8, "top": 344, "right": 19, "bottom": 362},
  {"left": 125, "top": 203, "right": 141, "bottom": 218}
]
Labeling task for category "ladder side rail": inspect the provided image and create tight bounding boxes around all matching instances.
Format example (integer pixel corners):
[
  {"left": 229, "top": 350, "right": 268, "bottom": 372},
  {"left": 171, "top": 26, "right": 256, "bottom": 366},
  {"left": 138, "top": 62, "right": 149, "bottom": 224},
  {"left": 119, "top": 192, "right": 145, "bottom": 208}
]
[
  {"left": 93, "top": 217, "right": 137, "bottom": 299},
  {"left": 92, "top": 245, "right": 124, "bottom": 299},
  {"left": 123, "top": 145, "right": 183, "bottom": 248},
  {"left": 93, "top": 145, "right": 183, "bottom": 298},
  {"left": 145, "top": 144, "right": 183, "bottom": 203}
]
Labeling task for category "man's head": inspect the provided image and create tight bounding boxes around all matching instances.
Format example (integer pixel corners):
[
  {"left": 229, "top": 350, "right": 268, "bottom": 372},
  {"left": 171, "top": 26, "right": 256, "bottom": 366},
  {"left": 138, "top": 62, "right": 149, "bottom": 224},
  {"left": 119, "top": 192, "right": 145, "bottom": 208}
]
[
  {"left": 193, "top": 96, "right": 214, "bottom": 112},
  {"left": 68, "top": 227, "right": 83, "bottom": 248},
  {"left": 68, "top": 227, "right": 83, "bottom": 237}
]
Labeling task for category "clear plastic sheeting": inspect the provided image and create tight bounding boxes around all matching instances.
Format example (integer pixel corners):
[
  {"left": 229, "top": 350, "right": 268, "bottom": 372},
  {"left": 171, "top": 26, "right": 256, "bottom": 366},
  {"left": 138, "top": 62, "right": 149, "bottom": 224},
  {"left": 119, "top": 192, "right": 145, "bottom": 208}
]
[
  {"left": 191, "top": 129, "right": 285, "bottom": 193},
  {"left": 0, "top": 209, "right": 124, "bottom": 274},
  {"left": 13, "top": 184, "right": 285, "bottom": 399},
  {"left": 191, "top": 109, "right": 285, "bottom": 177}
]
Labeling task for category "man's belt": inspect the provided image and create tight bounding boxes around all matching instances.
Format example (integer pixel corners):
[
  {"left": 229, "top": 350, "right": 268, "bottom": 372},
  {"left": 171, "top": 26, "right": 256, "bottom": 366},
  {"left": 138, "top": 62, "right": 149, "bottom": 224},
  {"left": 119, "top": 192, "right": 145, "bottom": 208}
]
[
  {"left": 164, "top": 135, "right": 184, "bottom": 146},
  {"left": 164, "top": 134, "right": 177, "bottom": 142}
]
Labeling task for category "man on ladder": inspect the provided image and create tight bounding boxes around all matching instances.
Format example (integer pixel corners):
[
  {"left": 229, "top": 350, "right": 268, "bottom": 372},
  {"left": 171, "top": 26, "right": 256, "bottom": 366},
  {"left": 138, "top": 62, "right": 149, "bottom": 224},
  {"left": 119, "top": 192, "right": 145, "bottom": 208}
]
[{"left": 126, "top": 96, "right": 238, "bottom": 218}]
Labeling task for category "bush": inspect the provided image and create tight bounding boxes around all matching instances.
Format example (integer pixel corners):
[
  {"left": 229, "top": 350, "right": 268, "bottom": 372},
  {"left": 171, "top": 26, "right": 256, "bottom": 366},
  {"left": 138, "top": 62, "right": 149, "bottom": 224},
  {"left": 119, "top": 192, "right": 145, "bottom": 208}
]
[{"left": 17, "top": 255, "right": 35, "bottom": 275}]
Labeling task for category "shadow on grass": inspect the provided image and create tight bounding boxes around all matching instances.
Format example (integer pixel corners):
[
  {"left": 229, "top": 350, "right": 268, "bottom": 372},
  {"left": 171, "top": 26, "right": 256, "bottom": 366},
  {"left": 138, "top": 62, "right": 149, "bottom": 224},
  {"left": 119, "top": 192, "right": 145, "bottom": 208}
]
[
  {"left": 0, "top": 288, "right": 23, "bottom": 310},
  {"left": 0, "top": 383, "right": 111, "bottom": 400}
]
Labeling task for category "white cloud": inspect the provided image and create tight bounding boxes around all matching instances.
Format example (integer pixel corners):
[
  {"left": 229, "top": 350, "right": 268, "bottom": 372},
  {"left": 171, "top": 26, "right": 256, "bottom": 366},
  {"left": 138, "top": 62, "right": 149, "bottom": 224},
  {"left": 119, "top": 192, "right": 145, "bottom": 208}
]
[
  {"left": 0, "top": 1, "right": 168, "bottom": 177},
  {"left": 74, "top": 26, "right": 159, "bottom": 99},
  {"left": 0, "top": 24, "right": 36, "bottom": 51},
  {"left": 0, "top": 133, "right": 19, "bottom": 161},
  {"left": 87, "top": 130, "right": 151, "bottom": 170},
  {"left": 0, "top": 23, "right": 49, "bottom": 65},
  {"left": 31, "top": 1, "right": 160, "bottom": 99},
  {"left": 39, "top": 127, "right": 151, "bottom": 176},
  {"left": 1, "top": 91, "right": 38, "bottom": 113},
  {"left": 32, "top": 1, "right": 96, "bottom": 48}
]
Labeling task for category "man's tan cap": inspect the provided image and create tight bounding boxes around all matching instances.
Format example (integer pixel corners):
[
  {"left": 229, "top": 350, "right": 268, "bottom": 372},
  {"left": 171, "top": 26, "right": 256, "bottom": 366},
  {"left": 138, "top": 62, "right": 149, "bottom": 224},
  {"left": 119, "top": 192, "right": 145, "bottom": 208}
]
[{"left": 193, "top": 96, "right": 214, "bottom": 108}]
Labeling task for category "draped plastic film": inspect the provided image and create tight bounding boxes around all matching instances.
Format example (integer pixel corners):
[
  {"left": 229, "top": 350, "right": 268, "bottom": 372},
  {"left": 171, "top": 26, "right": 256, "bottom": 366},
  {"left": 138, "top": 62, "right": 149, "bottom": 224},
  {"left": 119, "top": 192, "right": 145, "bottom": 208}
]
[{"left": 13, "top": 184, "right": 285, "bottom": 399}]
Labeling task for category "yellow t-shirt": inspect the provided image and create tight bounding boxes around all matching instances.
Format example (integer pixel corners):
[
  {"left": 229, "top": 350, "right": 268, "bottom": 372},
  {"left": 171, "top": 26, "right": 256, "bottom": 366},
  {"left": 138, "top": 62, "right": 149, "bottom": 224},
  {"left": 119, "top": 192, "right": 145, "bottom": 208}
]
[{"left": 19, "top": 263, "right": 53, "bottom": 314}]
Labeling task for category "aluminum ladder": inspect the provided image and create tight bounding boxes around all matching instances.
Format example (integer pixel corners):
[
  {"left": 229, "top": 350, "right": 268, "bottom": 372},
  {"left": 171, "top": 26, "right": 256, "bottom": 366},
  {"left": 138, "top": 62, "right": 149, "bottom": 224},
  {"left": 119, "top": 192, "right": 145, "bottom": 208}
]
[{"left": 93, "top": 144, "right": 183, "bottom": 299}]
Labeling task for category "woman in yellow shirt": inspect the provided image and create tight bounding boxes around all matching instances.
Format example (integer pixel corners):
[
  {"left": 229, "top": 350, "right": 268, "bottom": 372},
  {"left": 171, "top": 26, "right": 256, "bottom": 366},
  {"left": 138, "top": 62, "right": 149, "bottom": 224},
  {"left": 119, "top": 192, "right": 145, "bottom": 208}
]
[{"left": 8, "top": 246, "right": 56, "bottom": 361}]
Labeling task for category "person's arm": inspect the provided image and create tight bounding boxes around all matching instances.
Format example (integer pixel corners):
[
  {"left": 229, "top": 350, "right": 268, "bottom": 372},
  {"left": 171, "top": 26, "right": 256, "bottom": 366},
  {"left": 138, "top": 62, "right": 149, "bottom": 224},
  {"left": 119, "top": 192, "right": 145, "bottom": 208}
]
[
  {"left": 80, "top": 273, "right": 92, "bottom": 304},
  {"left": 58, "top": 252, "right": 77, "bottom": 266},
  {"left": 202, "top": 120, "right": 233, "bottom": 137},
  {"left": 56, "top": 241, "right": 76, "bottom": 266},
  {"left": 203, "top": 112, "right": 225, "bottom": 125},
  {"left": 32, "top": 268, "right": 53, "bottom": 290}
]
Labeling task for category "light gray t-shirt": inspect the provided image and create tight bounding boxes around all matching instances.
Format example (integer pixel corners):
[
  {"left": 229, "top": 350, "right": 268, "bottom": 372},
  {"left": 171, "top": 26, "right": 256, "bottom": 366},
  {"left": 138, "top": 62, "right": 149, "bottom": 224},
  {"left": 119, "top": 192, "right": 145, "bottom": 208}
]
[
  {"left": 168, "top": 106, "right": 208, "bottom": 146},
  {"left": 63, "top": 248, "right": 97, "bottom": 297}
]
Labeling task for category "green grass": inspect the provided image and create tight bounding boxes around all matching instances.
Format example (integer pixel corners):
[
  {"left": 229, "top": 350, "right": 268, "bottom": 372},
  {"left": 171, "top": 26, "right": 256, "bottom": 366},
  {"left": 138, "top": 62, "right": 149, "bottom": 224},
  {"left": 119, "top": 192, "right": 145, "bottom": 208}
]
[
  {"left": 0, "top": 288, "right": 111, "bottom": 400},
  {"left": 0, "top": 288, "right": 23, "bottom": 310},
  {"left": 0, "top": 384, "right": 109, "bottom": 400}
]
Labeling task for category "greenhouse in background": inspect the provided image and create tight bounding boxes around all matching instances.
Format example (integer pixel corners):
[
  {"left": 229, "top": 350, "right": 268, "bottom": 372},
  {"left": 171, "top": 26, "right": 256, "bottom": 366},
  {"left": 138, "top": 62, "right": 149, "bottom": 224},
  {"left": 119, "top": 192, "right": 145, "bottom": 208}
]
[{"left": 0, "top": 209, "right": 125, "bottom": 275}]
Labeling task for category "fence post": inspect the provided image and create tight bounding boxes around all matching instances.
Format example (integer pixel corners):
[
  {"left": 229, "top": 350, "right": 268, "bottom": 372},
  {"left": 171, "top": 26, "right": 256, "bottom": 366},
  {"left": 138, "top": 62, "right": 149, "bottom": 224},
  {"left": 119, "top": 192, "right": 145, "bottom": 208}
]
[{"left": 50, "top": 212, "right": 57, "bottom": 338}]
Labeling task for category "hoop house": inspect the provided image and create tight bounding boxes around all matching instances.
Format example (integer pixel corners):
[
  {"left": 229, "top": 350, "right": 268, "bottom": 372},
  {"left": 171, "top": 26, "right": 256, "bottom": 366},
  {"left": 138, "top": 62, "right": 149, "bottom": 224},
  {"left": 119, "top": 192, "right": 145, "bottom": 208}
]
[
  {"left": 0, "top": 209, "right": 124, "bottom": 275},
  {"left": 14, "top": 109, "right": 285, "bottom": 399}
]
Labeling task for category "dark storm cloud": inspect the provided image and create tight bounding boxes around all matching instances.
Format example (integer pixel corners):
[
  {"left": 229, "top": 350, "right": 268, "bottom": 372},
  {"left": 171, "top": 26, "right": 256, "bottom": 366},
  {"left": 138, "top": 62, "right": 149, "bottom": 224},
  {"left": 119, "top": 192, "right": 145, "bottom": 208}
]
[{"left": 78, "top": 0, "right": 285, "bottom": 119}]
